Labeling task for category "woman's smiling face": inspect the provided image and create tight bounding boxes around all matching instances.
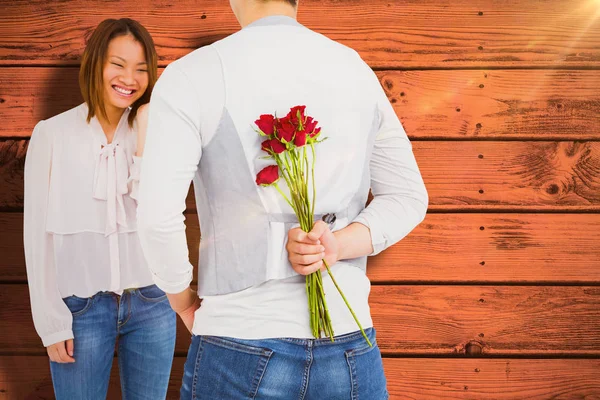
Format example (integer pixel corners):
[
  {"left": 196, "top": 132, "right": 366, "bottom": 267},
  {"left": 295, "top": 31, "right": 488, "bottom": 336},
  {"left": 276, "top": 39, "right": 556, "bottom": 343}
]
[{"left": 102, "top": 34, "right": 149, "bottom": 113}]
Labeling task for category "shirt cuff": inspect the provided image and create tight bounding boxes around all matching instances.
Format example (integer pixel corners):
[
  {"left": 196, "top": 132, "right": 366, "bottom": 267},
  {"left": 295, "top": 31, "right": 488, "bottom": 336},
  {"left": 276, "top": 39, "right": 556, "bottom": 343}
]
[
  {"left": 352, "top": 214, "right": 387, "bottom": 256},
  {"left": 151, "top": 269, "right": 194, "bottom": 294},
  {"left": 41, "top": 329, "right": 74, "bottom": 347},
  {"left": 128, "top": 155, "right": 143, "bottom": 200}
]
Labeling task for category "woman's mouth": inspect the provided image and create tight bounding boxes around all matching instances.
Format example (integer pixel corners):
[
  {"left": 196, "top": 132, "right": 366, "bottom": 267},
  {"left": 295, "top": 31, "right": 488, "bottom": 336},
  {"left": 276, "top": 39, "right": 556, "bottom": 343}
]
[{"left": 112, "top": 85, "right": 136, "bottom": 97}]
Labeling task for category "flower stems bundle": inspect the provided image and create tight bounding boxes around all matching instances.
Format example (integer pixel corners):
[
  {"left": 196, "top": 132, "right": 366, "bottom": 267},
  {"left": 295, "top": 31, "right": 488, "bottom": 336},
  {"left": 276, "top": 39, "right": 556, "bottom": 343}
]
[{"left": 254, "top": 106, "right": 371, "bottom": 346}]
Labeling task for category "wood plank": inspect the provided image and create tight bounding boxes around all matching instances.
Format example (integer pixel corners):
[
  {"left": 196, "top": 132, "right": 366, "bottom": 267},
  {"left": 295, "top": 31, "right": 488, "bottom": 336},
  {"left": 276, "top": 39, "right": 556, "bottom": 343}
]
[
  {"left": 2, "top": 284, "right": 599, "bottom": 356},
  {"left": 2, "top": 357, "right": 600, "bottom": 400},
  {"left": 383, "top": 70, "right": 600, "bottom": 140},
  {"left": 4, "top": 212, "right": 600, "bottom": 284},
  {"left": 1, "top": 0, "right": 600, "bottom": 68},
  {"left": 4, "top": 139, "right": 600, "bottom": 211},
  {"left": 3, "top": 68, "right": 600, "bottom": 140}
]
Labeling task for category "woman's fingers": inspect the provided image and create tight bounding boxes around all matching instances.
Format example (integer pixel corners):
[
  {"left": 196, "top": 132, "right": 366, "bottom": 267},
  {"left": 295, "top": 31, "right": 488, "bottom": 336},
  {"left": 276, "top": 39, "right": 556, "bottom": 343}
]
[{"left": 47, "top": 341, "right": 75, "bottom": 363}]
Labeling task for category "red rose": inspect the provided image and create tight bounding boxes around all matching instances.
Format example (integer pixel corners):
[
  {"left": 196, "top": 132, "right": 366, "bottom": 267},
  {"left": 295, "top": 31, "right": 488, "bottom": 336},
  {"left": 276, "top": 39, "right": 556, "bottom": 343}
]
[
  {"left": 275, "top": 116, "right": 296, "bottom": 143},
  {"left": 261, "top": 138, "right": 286, "bottom": 154},
  {"left": 255, "top": 114, "right": 275, "bottom": 136},
  {"left": 310, "top": 127, "right": 322, "bottom": 138},
  {"left": 255, "top": 165, "right": 280, "bottom": 186},
  {"left": 294, "top": 130, "right": 307, "bottom": 147},
  {"left": 304, "top": 117, "right": 318, "bottom": 136},
  {"left": 289, "top": 105, "right": 306, "bottom": 127}
]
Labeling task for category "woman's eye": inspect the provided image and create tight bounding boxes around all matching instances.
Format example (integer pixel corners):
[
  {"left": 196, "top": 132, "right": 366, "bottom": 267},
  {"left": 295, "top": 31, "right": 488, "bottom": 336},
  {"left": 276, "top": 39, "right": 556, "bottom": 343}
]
[
  {"left": 137, "top": 69, "right": 148, "bottom": 73},
  {"left": 111, "top": 62, "right": 123, "bottom": 68}
]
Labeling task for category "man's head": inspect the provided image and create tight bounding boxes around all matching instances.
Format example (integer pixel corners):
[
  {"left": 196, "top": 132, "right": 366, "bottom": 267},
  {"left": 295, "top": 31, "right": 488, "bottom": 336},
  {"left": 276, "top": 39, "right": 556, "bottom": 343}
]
[{"left": 229, "top": 0, "right": 298, "bottom": 27}]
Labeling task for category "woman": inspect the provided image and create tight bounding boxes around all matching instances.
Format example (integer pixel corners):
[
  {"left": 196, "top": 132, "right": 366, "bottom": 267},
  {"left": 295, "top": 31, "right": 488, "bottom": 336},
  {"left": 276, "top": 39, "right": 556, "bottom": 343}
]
[{"left": 23, "top": 18, "right": 176, "bottom": 399}]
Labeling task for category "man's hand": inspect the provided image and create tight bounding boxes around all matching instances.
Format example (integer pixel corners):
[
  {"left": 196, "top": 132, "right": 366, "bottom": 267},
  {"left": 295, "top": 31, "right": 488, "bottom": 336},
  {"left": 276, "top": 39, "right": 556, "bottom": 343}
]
[
  {"left": 286, "top": 220, "right": 339, "bottom": 275},
  {"left": 47, "top": 339, "right": 75, "bottom": 363}
]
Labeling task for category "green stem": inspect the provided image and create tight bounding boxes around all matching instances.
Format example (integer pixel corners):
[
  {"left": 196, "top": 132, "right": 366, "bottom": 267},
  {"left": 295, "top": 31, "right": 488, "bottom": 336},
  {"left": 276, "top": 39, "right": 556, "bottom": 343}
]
[{"left": 322, "top": 259, "right": 372, "bottom": 346}]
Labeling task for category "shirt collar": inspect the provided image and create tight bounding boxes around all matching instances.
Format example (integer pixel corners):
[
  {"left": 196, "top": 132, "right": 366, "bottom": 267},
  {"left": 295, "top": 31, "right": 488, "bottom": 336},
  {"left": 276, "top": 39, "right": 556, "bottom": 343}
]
[{"left": 244, "top": 15, "right": 301, "bottom": 29}]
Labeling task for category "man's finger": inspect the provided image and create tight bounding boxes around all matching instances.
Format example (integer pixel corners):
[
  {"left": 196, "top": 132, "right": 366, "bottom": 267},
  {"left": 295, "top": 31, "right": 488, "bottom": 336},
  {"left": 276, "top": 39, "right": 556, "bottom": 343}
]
[
  {"left": 307, "top": 220, "right": 328, "bottom": 242},
  {"left": 290, "top": 243, "right": 325, "bottom": 256},
  {"left": 289, "top": 228, "right": 320, "bottom": 245},
  {"left": 293, "top": 260, "right": 323, "bottom": 276},
  {"left": 290, "top": 252, "right": 325, "bottom": 266}
]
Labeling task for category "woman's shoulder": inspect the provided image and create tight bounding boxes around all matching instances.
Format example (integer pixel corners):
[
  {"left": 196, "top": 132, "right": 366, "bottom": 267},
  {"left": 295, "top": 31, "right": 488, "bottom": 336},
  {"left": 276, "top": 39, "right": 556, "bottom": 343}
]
[{"left": 36, "top": 103, "right": 88, "bottom": 134}]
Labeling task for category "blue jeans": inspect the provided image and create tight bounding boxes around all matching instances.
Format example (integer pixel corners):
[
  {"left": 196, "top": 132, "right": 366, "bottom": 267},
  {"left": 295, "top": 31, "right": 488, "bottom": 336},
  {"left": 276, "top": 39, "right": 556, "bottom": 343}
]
[
  {"left": 180, "top": 328, "right": 388, "bottom": 399},
  {"left": 50, "top": 285, "right": 177, "bottom": 400}
]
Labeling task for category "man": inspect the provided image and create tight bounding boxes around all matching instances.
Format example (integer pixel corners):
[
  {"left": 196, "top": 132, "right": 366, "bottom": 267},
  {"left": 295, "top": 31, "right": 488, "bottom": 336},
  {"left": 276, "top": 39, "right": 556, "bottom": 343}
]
[{"left": 137, "top": 0, "right": 428, "bottom": 398}]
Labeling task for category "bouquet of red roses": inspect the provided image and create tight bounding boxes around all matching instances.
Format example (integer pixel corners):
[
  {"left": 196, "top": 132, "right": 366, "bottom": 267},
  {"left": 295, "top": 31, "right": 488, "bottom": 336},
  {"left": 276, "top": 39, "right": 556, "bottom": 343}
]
[{"left": 254, "top": 105, "right": 371, "bottom": 345}]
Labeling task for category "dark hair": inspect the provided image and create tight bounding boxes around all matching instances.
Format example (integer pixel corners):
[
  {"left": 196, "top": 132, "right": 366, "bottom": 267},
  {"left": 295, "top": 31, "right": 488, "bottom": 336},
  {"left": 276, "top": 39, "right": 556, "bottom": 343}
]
[{"left": 79, "top": 18, "right": 157, "bottom": 127}]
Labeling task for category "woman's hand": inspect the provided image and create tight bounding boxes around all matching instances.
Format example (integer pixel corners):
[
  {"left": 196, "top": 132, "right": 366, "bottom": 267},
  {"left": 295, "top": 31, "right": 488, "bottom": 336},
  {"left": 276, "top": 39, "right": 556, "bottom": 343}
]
[
  {"left": 135, "top": 103, "right": 149, "bottom": 157},
  {"left": 47, "top": 339, "right": 75, "bottom": 363},
  {"left": 166, "top": 287, "right": 201, "bottom": 334},
  {"left": 286, "top": 220, "right": 339, "bottom": 275}
]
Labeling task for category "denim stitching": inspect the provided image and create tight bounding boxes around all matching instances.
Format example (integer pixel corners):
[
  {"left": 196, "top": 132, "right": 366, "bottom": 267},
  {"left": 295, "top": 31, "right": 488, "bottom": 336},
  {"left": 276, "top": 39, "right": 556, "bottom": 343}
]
[
  {"left": 345, "top": 350, "right": 359, "bottom": 400},
  {"left": 298, "top": 342, "right": 313, "bottom": 400},
  {"left": 117, "top": 293, "right": 132, "bottom": 328},
  {"left": 248, "top": 349, "right": 273, "bottom": 398},
  {"left": 136, "top": 286, "right": 168, "bottom": 302},
  {"left": 68, "top": 296, "right": 94, "bottom": 317},
  {"left": 202, "top": 336, "right": 272, "bottom": 356},
  {"left": 192, "top": 337, "right": 205, "bottom": 399}
]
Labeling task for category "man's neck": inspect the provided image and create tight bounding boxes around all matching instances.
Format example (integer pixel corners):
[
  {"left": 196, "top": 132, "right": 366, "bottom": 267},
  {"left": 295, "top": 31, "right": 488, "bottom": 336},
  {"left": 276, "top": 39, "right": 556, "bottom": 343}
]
[{"left": 238, "top": 2, "right": 297, "bottom": 28}]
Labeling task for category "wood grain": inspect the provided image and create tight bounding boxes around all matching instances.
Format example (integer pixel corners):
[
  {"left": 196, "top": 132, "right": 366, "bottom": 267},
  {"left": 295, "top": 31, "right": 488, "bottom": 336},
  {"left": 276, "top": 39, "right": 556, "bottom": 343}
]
[
  {"left": 2, "top": 284, "right": 599, "bottom": 356},
  {"left": 4, "top": 212, "right": 600, "bottom": 284},
  {"left": 1, "top": 0, "right": 600, "bottom": 68},
  {"left": 2, "top": 357, "right": 600, "bottom": 400},
  {"left": 2, "top": 68, "right": 600, "bottom": 140},
  {"left": 4, "top": 139, "right": 600, "bottom": 211},
  {"left": 383, "top": 70, "right": 600, "bottom": 140}
]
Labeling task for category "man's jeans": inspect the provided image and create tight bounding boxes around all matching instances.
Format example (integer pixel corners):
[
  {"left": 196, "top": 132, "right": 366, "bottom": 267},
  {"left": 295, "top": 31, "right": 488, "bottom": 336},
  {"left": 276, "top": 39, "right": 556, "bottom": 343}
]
[{"left": 180, "top": 328, "right": 388, "bottom": 399}]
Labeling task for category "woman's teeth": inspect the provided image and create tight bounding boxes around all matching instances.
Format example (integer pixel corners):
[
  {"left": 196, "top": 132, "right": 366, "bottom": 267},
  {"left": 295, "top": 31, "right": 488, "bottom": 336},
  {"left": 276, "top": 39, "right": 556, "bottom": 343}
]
[{"left": 113, "top": 86, "right": 134, "bottom": 96}]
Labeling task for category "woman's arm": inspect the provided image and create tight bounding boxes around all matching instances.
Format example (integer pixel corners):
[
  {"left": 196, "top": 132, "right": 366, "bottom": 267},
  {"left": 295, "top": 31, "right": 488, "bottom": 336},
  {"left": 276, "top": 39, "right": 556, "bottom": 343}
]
[{"left": 24, "top": 121, "right": 75, "bottom": 362}]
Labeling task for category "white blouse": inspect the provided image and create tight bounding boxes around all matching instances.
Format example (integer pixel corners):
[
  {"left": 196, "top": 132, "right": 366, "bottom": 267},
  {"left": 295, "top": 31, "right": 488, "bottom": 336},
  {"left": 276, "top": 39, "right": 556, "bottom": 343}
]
[{"left": 23, "top": 103, "right": 153, "bottom": 346}]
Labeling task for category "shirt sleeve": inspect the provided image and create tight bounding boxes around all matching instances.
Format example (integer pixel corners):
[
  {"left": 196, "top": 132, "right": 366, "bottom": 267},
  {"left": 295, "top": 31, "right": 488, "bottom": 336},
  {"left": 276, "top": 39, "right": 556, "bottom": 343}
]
[
  {"left": 352, "top": 69, "right": 429, "bottom": 255},
  {"left": 135, "top": 63, "right": 203, "bottom": 294},
  {"left": 23, "top": 121, "right": 75, "bottom": 346}
]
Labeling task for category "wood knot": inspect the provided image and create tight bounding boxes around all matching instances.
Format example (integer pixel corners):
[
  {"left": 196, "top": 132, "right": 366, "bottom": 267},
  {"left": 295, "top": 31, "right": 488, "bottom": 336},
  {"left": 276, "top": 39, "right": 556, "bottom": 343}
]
[
  {"left": 476, "top": 123, "right": 483, "bottom": 129},
  {"left": 479, "top": 84, "right": 485, "bottom": 88},
  {"left": 201, "top": 14, "right": 207, "bottom": 19},
  {"left": 546, "top": 184, "right": 559, "bottom": 195},
  {"left": 400, "top": 91, "right": 405, "bottom": 97},
  {"left": 478, "top": 11, "right": 484, "bottom": 15},
  {"left": 384, "top": 80, "right": 394, "bottom": 90},
  {"left": 465, "top": 341, "right": 484, "bottom": 355},
  {"left": 478, "top": 46, "right": 484, "bottom": 50},
  {"left": 0, "top": 98, "right": 5, "bottom": 104}
]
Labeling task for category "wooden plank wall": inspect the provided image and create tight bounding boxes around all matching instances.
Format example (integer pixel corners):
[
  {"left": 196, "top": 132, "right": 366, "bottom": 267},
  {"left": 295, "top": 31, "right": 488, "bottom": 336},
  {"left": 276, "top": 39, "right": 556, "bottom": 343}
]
[{"left": 1, "top": 0, "right": 600, "bottom": 398}]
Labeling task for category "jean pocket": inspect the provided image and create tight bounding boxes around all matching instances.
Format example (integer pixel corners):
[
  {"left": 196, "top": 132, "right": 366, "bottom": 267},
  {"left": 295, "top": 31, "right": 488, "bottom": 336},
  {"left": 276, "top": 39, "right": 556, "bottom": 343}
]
[
  {"left": 137, "top": 284, "right": 167, "bottom": 302},
  {"left": 192, "top": 336, "right": 273, "bottom": 399},
  {"left": 63, "top": 295, "right": 93, "bottom": 317},
  {"left": 345, "top": 342, "right": 388, "bottom": 400}
]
